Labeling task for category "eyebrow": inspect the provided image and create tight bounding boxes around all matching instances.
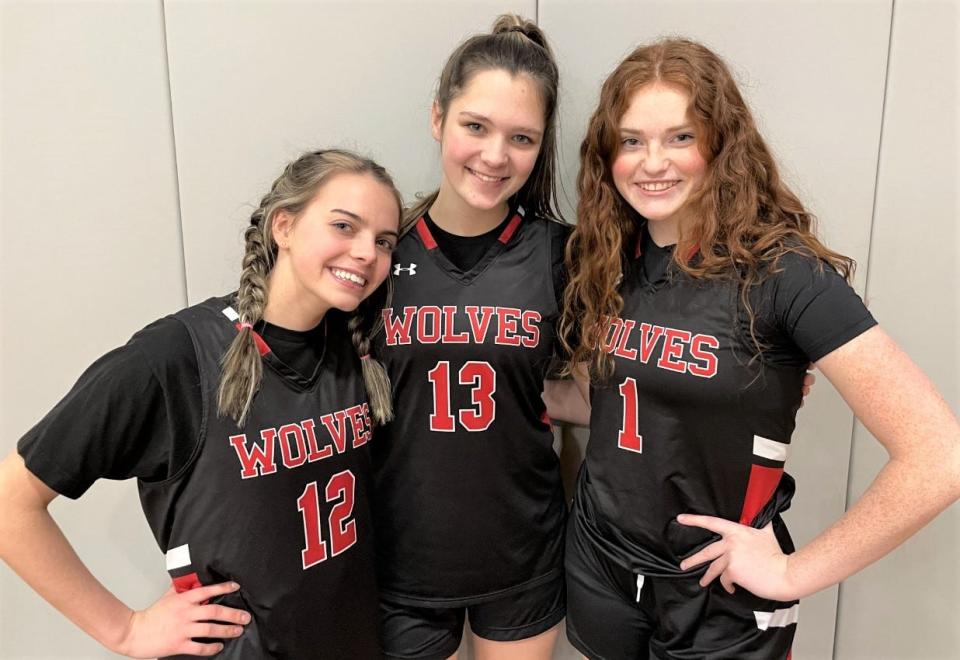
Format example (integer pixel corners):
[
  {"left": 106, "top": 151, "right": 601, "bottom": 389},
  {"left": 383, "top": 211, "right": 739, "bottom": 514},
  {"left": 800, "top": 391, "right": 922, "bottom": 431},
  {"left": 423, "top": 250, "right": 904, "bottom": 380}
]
[
  {"left": 619, "top": 124, "right": 695, "bottom": 136},
  {"left": 331, "top": 208, "right": 399, "bottom": 239},
  {"left": 459, "top": 111, "right": 543, "bottom": 137}
]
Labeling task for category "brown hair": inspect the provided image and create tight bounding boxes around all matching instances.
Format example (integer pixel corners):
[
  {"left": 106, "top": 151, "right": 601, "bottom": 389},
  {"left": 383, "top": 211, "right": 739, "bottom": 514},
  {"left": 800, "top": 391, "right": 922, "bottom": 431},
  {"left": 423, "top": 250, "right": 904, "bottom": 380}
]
[
  {"left": 404, "top": 13, "right": 561, "bottom": 231},
  {"left": 561, "top": 38, "right": 854, "bottom": 380},
  {"left": 218, "top": 149, "right": 402, "bottom": 425}
]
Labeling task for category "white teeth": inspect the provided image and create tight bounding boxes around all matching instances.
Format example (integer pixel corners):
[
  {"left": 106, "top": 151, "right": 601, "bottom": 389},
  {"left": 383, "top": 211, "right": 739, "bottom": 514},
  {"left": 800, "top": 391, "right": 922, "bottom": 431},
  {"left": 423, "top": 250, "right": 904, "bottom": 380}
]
[
  {"left": 331, "top": 268, "right": 366, "bottom": 286},
  {"left": 638, "top": 180, "right": 679, "bottom": 192},
  {"left": 469, "top": 168, "right": 505, "bottom": 183}
]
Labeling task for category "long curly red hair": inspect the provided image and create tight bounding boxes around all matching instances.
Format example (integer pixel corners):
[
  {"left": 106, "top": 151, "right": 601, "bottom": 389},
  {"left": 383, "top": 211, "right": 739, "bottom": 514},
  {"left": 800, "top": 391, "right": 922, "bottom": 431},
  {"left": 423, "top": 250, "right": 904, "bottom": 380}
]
[{"left": 560, "top": 38, "right": 854, "bottom": 380}]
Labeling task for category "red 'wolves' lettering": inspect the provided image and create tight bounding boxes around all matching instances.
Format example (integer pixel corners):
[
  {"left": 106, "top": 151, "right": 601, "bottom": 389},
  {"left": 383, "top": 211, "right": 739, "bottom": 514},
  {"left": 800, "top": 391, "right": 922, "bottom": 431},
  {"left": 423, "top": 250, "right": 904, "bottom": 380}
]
[
  {"left": 382, "top": 305, "right": 541, "bottom": 347},
  {"left": 229, "top": 402, "right": 372, "bottom": 479},
  {"left": 603, "top": 318, "right": 719, "bottom": 378}
]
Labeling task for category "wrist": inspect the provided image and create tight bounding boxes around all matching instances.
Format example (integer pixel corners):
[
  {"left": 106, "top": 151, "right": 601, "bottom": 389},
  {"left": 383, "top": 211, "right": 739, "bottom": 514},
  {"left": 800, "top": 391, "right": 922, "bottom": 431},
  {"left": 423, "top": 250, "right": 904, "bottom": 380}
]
[{"left": 102, "top": 606, "right": 137, "bottom": 656}]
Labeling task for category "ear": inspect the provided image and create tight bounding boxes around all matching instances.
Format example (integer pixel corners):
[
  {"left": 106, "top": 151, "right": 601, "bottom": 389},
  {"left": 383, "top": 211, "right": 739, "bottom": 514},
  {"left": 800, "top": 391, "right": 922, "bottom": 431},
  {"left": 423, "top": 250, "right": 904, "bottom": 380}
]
[
  {"left": 271, "top": 209, "right": 295, "bottom": 249},
  {"left": 430, "top": 101, "right": 443, "bottom": 143}
]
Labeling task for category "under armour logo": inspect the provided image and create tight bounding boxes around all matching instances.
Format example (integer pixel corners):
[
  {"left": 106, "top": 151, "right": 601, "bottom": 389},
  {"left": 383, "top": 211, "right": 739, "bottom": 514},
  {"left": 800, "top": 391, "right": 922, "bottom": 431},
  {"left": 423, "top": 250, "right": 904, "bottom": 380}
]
[{"left": 394, "top": 263, "right": 417, "bottom": 276}]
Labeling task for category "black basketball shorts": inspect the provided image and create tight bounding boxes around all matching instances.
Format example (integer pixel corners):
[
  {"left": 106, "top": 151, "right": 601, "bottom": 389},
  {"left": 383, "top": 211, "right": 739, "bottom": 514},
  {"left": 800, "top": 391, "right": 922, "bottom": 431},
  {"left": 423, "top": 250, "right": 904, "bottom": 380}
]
[
  {"left": 565, "top": 516, "right": 797, "bottom": 660},
  {"left": 379, "top": 575, "right": 565, "bottom": 660}
]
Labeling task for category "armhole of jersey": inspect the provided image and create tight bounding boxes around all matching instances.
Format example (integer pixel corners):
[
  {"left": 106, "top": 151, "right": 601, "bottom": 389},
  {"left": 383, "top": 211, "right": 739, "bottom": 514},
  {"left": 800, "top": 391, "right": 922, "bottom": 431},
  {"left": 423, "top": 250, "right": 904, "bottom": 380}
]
[
  {"left": 544, "top": 219, "right": 563, "bottom": 318},
  {"left": 145, "top": 314, "right": 210, "bottom": 488}
]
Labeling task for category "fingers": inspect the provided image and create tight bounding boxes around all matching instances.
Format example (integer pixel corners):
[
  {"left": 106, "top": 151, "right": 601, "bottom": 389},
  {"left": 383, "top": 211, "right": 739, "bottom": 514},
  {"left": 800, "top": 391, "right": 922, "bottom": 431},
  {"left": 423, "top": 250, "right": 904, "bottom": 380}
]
[
  {"left": 189, "top": 622, "right": 245, "bottom": 640},
  {"left": 180, "top": 640, "right": 225, "bottom": 656},
  {"left": 184, "top": 581, "right": 241, "bottom": 604},
  {"left": 698, "top": 556, "right": 726, "bottom": 587},
  {"left": 719, "top": 571, "right": 737, "bottom": 594},
  {"left": 197, "top": 603, "right": 252, "bottom": 625},
  {"left": 679, "top": 540, "right": 725, "bottom": 571},
  {"left": 676, "top": 513, "right": 736, "bottom": 535}
]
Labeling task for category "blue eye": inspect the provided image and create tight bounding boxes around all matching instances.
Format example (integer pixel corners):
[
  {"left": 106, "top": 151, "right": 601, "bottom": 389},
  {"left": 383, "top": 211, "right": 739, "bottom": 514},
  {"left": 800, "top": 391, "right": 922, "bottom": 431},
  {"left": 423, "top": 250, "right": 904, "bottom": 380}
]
[
  {"left": 465, "top": 122, "right": 483, "bottom": 133},
  {"left": 513, "top": 134, "right": 534, "bottom": 145}
]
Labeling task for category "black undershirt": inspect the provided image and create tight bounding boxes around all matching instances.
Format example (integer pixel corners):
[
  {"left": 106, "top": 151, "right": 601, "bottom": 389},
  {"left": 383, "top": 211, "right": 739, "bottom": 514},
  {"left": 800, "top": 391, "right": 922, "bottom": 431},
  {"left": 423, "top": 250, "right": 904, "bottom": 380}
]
[{"left": 423, "top": 210, "right": 511, "bottom": 272}]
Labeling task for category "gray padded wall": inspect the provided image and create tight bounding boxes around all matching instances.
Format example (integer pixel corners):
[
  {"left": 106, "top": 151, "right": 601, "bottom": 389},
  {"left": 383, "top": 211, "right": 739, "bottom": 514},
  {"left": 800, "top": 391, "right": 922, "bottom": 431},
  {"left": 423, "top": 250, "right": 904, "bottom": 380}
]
[
  {"left": 1, "top": 1, "right": 183, "bottom": 657},
  {"left": 834, "top": 2, "right": 959, "bottom": 658},
  {"left": 541, "top": 2, "right": 892, "bottom": 658},
  {"left": 165, "top": 0, "right": 535, "bottom": 303}
]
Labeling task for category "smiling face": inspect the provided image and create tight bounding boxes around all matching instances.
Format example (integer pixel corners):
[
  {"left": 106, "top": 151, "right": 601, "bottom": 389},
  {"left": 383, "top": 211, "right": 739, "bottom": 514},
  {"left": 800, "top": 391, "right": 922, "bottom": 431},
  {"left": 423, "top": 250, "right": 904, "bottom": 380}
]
[
  {"left": 267, "top": 171, "right": 399, "bottom": 330},
  {"left": 430, "top": 68, "right": 545, "bottom": 229},
  {"left": 611, "top": 82, "right": 708, "bottom": 245}
]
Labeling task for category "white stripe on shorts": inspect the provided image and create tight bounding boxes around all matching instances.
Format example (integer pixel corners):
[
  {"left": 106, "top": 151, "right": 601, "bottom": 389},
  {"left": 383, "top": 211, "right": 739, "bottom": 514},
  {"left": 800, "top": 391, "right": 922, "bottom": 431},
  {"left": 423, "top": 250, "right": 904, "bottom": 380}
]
[{"left": 754, "top": 604, "right": 799, "bottom": 630}]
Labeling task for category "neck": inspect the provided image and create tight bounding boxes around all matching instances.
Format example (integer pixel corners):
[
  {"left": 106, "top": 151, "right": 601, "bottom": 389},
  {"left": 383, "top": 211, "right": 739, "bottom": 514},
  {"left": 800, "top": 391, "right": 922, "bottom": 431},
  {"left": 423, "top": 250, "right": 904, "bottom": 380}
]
[
  {"left": 646, "top": 216, "right": 679, "bottom": 247},
  {"left": 262, "top": 266, "right": 328, "bottom": 331},
  {"left": 430, "top": 184, "right": 509, "bottom": 237}
]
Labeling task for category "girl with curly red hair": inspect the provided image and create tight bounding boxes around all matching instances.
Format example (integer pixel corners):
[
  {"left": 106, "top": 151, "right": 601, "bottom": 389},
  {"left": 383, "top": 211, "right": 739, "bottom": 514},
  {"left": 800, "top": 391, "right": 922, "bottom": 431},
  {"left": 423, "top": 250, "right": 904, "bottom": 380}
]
[{"left": 560, "top": 39, "right": 960, "bottom": 659}]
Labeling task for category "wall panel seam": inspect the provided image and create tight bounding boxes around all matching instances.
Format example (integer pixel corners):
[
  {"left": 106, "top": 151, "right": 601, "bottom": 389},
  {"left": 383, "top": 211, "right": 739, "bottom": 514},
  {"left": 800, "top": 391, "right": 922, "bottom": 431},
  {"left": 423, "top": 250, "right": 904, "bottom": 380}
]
[
  {"left": 833, "top": 1, "right": 896, "bottom": 656},
  {"left": 160, "top": 0, "right": 189, "bottom": 307}
]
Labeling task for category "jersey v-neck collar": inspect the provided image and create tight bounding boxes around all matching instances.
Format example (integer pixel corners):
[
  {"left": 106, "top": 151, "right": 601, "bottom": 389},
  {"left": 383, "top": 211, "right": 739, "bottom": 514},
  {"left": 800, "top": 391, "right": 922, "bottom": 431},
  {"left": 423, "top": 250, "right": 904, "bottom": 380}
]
[
  {"left": 632, "top": 222, "right": 700, "bottom": 289},
  {"left": 221, "top": 305, "right": 328, "bottom": 391},
  {"left": 413, "top": 204, "right": 525, "bottom": 284}
]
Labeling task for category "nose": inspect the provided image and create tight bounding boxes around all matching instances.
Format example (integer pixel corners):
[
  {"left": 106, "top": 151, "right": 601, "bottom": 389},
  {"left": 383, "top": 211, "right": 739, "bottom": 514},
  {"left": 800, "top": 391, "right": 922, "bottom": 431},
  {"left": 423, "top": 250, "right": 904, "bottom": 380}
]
[
  {"left": 480, "top": 136, "right": 509, "bottom": 169},
  {"left": 642, "top": 142, "right": 669, "bottom": 175},
  {"left": 350, "top": 234, "right": 377, "bottom": 264}
]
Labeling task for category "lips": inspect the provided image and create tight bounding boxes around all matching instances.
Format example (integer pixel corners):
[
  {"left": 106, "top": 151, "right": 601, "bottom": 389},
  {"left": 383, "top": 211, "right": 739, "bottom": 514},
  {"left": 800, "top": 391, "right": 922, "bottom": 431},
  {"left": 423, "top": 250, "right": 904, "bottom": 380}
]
[
  {"left": 636, "top": 180, "right": 680, "bottom": 192},
  {"left": 330, "top": 267, "right": 367, "bottom": 288},
  {"left": 466, "top": 166, "right": 508, "bottom": 184}
]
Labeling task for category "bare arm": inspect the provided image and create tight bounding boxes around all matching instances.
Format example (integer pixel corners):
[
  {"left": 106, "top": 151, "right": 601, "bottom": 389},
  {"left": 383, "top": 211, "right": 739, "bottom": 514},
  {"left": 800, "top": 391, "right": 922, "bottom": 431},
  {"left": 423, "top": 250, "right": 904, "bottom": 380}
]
[
  {"left": 543, "top": 363, "right": 591, "bottom": 426},
  {"left": 680, "top": 326, "right": 960, "bottom": 600},
  {"left": 0, "top": 452, "right": 249, "bottom": 657}
]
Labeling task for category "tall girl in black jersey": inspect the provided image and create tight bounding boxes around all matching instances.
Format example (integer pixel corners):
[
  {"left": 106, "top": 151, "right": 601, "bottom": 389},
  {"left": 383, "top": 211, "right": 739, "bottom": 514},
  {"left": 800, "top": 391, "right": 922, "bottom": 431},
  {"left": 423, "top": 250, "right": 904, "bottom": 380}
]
[
  {"left": 560, "top": 39, "right": 960, "bottom": 659},
  {"left": 0, "top": 150, "right": 401, "bottom": 658},
  {"left": 373, "top": 14, "right": 576, "bottom": 660}
]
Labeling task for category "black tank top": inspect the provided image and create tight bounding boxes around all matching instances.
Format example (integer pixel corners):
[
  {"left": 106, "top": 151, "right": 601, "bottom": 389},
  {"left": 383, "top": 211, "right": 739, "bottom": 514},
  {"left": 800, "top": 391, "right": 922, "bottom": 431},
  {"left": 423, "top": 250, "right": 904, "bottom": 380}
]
[
  {"left": 373, "top": 209, "right": 568, "bottom": 605},
  {"left": 138, "top": 296, "right": 381, "bottom": 658}
]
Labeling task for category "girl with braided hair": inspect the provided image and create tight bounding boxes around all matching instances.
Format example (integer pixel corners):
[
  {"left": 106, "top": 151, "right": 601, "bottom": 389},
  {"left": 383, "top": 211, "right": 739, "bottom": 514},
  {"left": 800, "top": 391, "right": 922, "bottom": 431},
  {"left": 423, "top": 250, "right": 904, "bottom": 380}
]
[
  {"left": 371, "top": 14, "right": 576, "bottom": 660},
  {"left": 0, "top": 149, "right": 402, "bottom": 658},
  {"left": 560, "top": 39, "right": 960, "bottom": 659}
]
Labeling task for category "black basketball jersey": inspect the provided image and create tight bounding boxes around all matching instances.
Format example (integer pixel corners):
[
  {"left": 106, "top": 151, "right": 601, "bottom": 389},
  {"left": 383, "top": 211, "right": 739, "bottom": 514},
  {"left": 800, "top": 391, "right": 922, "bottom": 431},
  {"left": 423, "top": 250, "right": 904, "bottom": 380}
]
[
  {"left": 373, "top": 208, "right": 568, "bottom": 605},
  {"left": 575, "top": 242, "right": 810, "bottom": 578},
  {"left": 138, "top": 296, "right": 380, "bottom": 659}
]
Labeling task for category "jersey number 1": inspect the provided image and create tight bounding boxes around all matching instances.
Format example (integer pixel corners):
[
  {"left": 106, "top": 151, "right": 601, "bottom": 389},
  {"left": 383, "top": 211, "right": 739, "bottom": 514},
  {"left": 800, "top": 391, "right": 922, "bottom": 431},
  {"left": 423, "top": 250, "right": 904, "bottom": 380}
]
[
  {"left": 427, "top": 361, "right": 496, "bottom": 432},
  {"left": 297, "top": 470, "right": 357, "bottom": 569},
  {"left": 618, "top": 377, "right": 643, "bottom": 453}
]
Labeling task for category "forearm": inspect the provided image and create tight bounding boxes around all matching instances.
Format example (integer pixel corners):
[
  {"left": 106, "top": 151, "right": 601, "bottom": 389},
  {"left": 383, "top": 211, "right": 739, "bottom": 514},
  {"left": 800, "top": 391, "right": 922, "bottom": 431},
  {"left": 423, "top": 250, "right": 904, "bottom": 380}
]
[
  {"left": 786, "top": 445, "right": 960, "bottom": 599},
  {"left": 0, "top": 455, "right": 134, "bottom": 653},
  {"left": 542, "top": 378, "right": 590, "bottom": 426}
]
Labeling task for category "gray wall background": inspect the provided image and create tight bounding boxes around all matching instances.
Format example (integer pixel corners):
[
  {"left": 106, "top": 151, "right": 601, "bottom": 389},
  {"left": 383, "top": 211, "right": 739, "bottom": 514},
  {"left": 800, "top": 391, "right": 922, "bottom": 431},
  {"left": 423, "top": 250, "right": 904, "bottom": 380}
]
[{"left": 1, "top": 0, "right": 956, "bottom": 658}]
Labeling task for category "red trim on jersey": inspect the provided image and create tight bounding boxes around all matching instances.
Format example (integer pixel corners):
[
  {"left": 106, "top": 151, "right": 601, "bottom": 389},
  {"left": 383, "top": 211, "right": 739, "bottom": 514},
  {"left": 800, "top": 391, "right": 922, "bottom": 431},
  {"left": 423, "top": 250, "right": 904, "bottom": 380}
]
[
  {"left": 172, "top": 572, "right": 202, "bottom": 593},
  {"left": 634, "top": 235, "right": 699, "bottom": 261},
  {"left": 787, "top": 650, "right": 792, "bottom": 660},
  {"left": 415, "top": 217, "right": 438, "bottom": 250},
  {"left": 234, "top": 322, "right": 271, "bottom": 356},
  {"left": 739, "top": 464, "right": 783, "bottom": 525},
  {"left": 497, "top": 213, "right": 523, "bottom": 244},
  {"left": 540, "top": 410, "right": 553, "bottom": 430}
]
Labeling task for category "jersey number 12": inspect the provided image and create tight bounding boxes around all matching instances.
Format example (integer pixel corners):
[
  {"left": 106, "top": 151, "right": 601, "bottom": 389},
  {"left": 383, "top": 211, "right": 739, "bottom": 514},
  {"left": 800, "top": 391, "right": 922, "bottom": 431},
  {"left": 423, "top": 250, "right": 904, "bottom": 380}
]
[{"left": 297, "top": 470, "right": 357, "bottom": 569}]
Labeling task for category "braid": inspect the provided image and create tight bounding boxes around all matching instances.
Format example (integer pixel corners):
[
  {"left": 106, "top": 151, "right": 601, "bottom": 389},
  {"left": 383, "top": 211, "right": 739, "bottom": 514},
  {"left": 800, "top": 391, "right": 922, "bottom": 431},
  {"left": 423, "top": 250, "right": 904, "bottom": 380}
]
[
  {"left": 217, "top": 208, "right": 274, "bottom": 425},
  {"left": 216, "top": 148, "right": 402, "bottom": 427},
  {"left": 349, "top": 278, "right": 395, "bottom": 424}
]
